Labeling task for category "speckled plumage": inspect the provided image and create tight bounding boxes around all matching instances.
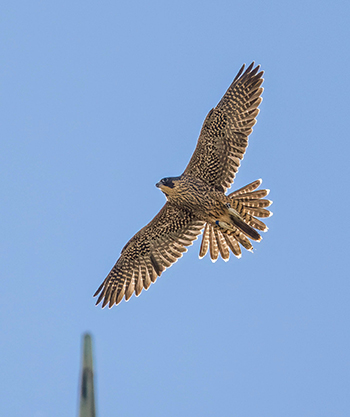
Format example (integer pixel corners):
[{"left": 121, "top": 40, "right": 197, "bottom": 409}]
[{"left": 94, "top": 62, "right": 272, "bottom": 308}]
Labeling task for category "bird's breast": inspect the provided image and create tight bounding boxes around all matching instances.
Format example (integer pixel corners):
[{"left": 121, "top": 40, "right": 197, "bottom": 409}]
[{"left": 169, "top": 177, "right": 225, "bottom": 220}]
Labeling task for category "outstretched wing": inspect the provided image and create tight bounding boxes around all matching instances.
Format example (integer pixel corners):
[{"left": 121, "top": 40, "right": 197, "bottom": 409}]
[
  {"left": 183, "top": 62, "right": 264, "bottom": 192},
  {"left": 94, "top": 203, "right": 204, "bottom": 308}
]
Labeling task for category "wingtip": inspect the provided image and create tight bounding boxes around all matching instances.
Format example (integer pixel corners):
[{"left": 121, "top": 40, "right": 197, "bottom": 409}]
[
  {"left": 246, "top": 62, "right": 255, "bottom": 73},
  {"left": 101, "top": 298, "right": 109, "bottom": 309},
  {"left": 94, "top": 289, "right": 106, "bottom": 307},
  {"left": 93, "top": 282, "right": 104, "bottom": 298}
]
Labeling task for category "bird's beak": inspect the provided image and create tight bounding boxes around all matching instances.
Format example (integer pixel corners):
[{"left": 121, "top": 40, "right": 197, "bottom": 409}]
[{"left": 156, "top": 182, "right": 161, "bottom": 188}]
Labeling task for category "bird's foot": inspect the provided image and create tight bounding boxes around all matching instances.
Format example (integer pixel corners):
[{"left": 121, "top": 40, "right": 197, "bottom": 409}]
[
  {"left": 215, "top": 220, "right": 233, "bottom": 231},
  {"left": 225, "top": 202, "right": 240, "bottom": 217}
]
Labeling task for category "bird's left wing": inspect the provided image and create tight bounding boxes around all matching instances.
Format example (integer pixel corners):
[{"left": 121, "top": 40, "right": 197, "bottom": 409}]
[
  {"left": 94, "top": 203, "right": 204, "bottom": 308},
  {"left": 183, "top": 62, "right": 264, "bottom": 192}
]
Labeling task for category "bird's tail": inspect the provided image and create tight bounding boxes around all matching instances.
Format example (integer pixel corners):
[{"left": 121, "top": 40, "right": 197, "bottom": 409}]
[{"left": 199, "top": 179, "right": 272, "bottom": 262}]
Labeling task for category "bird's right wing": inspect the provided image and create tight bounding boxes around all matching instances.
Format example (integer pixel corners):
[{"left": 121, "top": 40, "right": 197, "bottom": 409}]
[{"left": 94, "top": 203, "right": 204, "bottom": 308}]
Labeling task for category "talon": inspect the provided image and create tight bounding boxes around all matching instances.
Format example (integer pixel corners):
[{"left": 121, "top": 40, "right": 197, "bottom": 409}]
[
  {"left": 228, "top": 206, "right": 240, "bottom": 217},
  {"left": 215, "top": 220, "right": 232, "bottom": 231}
]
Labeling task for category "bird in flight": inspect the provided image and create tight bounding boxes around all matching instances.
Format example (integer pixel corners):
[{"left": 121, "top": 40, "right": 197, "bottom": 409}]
[{"left": 94, "top": 62, "right": 272, "bottom": 308}]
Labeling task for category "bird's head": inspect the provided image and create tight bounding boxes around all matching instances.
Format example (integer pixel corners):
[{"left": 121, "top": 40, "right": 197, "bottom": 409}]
[{"left": 156, "top": 176, "right": 180, "bottom": 197}]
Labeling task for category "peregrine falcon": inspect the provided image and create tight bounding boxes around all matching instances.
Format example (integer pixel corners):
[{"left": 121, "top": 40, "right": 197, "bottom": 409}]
[{"left": 94, "top": 62, "right": 272, "bottom": 308}]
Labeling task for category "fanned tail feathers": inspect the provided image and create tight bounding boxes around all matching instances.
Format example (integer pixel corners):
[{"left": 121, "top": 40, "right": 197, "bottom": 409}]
[{"left": 199, "top": 179, "right": 272, "bottom": 262}]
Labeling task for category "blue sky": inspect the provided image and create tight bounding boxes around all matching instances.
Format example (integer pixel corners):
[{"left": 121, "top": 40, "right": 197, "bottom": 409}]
[{"left": 1, "top": 1, "right": 349, "bottom": 416}]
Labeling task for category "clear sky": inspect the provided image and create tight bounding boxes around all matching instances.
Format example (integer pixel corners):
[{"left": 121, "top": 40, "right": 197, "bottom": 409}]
[{"left": 2, "top": 1, "right": 349, "bottom": 416}]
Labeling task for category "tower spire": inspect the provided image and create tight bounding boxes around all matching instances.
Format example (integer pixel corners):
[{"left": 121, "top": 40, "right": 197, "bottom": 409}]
[{"left": 78, "top": 333, "right": 96, "bottom": 417}]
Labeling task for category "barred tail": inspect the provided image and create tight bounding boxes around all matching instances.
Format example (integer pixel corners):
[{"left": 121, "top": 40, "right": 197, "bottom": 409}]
[{"left": 199, "top": 179, "right": 272, "bottom": 262}]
